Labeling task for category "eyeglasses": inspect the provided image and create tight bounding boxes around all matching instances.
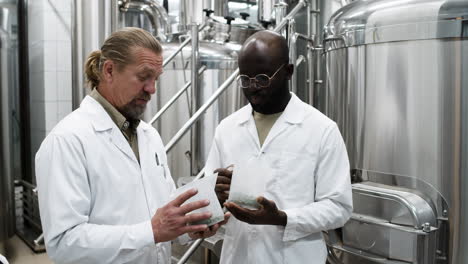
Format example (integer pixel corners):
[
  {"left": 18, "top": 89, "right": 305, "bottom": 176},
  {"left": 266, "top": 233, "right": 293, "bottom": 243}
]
[{"left": 237, "top": 64, "right": 285, "bottom": 88}]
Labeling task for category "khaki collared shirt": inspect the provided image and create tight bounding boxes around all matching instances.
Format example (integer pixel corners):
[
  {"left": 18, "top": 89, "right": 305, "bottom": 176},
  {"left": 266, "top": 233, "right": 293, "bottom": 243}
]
[
  {"left": 90, "top": 89, "right": 140, "bottom": 162},
  {"left": 253, "top": 110, "right": 283, "bottom": 147}
]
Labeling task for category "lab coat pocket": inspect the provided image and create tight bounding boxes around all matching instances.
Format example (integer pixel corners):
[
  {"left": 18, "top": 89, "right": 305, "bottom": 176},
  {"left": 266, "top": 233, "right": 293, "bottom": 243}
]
[
  {"left": 283, "top": 233, "right": 327, "bottom": 264},
  {"left": 274, "top": 151, "right": 316, "bottom": 206},
  {"left": 147, "top": 164, "right": 172, "bottom": 206}
]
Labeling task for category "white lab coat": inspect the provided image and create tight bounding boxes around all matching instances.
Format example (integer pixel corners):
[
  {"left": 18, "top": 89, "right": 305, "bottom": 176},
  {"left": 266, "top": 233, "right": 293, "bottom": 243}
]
[
  {"left": 205, "top": 93, "right": 353, "bottom": 264},
  {"left": 35, "top": 96, "right": 177, "bottom": 264}
]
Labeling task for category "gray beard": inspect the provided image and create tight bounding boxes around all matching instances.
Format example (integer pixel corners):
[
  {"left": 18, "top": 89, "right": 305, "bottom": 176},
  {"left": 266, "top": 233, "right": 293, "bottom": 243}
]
[{"left": 118, "top": 99, "right": 146, "bottom": 120}]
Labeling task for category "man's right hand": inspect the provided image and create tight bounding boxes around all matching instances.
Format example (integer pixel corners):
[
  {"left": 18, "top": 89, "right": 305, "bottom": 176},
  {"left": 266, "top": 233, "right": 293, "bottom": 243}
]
[
  {"left": 214, "top": 166, "right": 233, "bottom": 206},
  {"left": 151, "top": 188, "right": 212, "bottom": 243}
]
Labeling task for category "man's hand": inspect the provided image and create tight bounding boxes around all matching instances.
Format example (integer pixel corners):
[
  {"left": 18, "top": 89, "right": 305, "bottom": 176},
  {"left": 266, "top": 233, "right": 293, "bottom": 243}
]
[
  {"left": 214, "top": 166, "right": 233, "bottom": 206},
  {"left": 224, "top": 196, "right": 287, "bottom": 226},
  {"left": 151, "top": 188, "right": 212, "bottom": 243},
  {"left": 188, "top": 212, "right": 231, "bottom": 240}
]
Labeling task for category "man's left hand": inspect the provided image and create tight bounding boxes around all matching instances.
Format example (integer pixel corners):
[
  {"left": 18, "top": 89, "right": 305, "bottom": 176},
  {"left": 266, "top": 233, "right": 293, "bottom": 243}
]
[
  {"left": 188, "top": 212, "right": 231, "bottom": 240},
  {"left": 224, "top": 196, "right": 287, "bottom": 226}
]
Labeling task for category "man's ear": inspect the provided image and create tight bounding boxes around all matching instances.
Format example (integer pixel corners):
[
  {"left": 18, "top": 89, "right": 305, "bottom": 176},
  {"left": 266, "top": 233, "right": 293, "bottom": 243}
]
[
  {"left": 285, "top": 63, "right": 294, "bottom": 80},
  {"left": 102, "top": 60, "right": 115, "bottom": 83}
]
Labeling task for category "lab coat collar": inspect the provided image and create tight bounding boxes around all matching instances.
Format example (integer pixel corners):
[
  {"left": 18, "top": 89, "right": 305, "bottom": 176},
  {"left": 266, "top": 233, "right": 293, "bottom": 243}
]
[
  {"left": 82, "top": 96, "right": 115, "bottom": 132},
  {"left": 81, "top": 96, "right": 150, "bottom": 165},
  {"left": 236, "top": 93, "right": 306, "bottom": 125},
  {"left": 82, "top": 96, "right": 151, "bottom": 132}
]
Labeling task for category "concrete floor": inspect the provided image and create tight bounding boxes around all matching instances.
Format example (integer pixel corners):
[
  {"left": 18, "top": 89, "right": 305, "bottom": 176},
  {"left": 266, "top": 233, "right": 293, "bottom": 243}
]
[{"left": 3, "top": 236, "right": 52, "bottom": 264}]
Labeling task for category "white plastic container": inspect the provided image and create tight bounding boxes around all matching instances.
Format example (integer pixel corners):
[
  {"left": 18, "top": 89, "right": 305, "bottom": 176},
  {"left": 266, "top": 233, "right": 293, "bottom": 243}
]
[
  {"left": 172, "top": 175, "right": 225, "bottom": 226},
  {"left": 228, "top": 157, "right": 272, "bottom": 209}
]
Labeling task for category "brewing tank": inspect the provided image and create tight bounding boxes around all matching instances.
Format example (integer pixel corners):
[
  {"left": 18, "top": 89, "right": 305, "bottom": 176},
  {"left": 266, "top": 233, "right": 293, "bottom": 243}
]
[
  {"left": 144, "top": 40, "right": 246, "bottom": 183},
  {"left": 319, "top": 0, "right": 468, "bottom": 263}
]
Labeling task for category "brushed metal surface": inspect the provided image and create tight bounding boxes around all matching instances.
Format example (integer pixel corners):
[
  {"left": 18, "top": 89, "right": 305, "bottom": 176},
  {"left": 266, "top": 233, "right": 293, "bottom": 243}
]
[{"left": 320, "top": 1, "right": 468, "bottom": 263}]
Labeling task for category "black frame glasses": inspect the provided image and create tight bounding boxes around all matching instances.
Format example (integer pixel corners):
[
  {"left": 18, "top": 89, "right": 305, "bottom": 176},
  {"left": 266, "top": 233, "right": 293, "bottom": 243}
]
[{"left": 237, "top": 64, "right": 286, "bottom": 88}]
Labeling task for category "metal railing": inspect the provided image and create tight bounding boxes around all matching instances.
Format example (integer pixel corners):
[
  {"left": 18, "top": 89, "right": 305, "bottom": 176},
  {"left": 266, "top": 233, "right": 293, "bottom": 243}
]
[
  {"left": 165, "top": 0, "right": 308, "bottom": 155},
  {"left": 147, "top": 22, "right": 208, "bottom": 127},
  {"left": 149, "top": 65, "right": 207, "bottom": 125},
  {"left": 161, "top": 23, "right": 206, "bottom": 68}
]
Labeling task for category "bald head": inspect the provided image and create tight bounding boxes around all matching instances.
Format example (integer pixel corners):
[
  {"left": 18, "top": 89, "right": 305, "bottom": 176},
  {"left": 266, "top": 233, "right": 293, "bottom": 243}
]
[
  {"left": 239, "top": 31, "right": 289, "bottom": 66},
  {"left": 237, "top": 30, "right": 293, "bottom": 114}
]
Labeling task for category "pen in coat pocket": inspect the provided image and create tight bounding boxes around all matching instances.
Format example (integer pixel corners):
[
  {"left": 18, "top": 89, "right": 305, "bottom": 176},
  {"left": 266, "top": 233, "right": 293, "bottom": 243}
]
[{"left": 155, "top": 152, "right": 160, "bottom": 165}]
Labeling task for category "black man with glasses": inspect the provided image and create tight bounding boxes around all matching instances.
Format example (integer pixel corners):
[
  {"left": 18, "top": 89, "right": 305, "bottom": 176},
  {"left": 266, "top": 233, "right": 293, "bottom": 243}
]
[{"left": 205, "top": 30, "right": 353, "bottom": 264}]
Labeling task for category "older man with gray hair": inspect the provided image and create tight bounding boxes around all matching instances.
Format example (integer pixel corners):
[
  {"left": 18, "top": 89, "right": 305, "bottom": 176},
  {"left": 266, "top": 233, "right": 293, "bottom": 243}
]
[{"left": 36, "top": 27, "right": 228, "bottom": 264}]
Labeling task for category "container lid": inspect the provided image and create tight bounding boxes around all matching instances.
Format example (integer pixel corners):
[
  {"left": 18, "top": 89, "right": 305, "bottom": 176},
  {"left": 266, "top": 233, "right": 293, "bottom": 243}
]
[{"left": 324, "top": 0, "right": 468, "bottom": 49}]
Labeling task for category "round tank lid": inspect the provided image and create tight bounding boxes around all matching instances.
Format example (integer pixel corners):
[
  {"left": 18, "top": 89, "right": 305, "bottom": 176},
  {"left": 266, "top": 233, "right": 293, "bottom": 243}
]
[
  {"left": 162, "top": 41, "right": 240, "bottom": 69},
  {"left": 324, "top": 0, "right": 468, "bottom": 48}
]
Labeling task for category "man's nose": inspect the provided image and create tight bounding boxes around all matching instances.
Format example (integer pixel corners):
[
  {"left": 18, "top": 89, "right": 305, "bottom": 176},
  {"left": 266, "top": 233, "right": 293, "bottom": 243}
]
[
  {"left": 248, "top": 79, "right": 261, "bottom": 90},
  {"left": 144, "top": 80, "right": 156, "bottom": 94}
]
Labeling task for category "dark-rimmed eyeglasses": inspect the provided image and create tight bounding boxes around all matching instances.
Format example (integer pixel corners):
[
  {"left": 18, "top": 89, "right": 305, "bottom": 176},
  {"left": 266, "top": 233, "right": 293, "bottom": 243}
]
[{"left": 237, "top": 64, "right": 285, "bottom": 89}]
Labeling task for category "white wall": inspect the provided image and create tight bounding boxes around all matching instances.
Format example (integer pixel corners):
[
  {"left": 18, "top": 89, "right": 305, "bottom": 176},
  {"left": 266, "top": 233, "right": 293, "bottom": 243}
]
[{"left": 28, "top": 0, "right": 72, "bottom": 175}]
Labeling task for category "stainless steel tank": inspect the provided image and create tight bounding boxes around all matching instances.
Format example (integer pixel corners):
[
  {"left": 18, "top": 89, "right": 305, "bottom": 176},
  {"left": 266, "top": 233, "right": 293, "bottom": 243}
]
[
  {"left": 288, "top": 0, "right": 350, "bottom": 104},
  {"left": 319, "top": 0, "right": 468, "bottom": 263},
  {"left": 203, "top": 15, "right": 263, "bottom": 45},
  {"left": 72, "top": 0, "right": 119, "bottom": 109},
  {"left": 144, "top": 40, "right": 246, "bottom": 183}
]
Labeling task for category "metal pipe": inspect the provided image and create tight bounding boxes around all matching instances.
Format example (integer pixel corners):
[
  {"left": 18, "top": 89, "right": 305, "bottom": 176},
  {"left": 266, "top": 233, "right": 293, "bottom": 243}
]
[
  {"left": 313, "top": 0, "right": 321, "bottom": 105},
  {"left": 150, "top": 66, "right": 206, "bottom": 125},
  {"left": 164, "top": 68, "right": 240, "bottom": 153},
  {"left": 273, "top": 0, "right": 307, "bottom": 32},
  {"left": 120, "top": 0, "right": 171, "bottom": 41},
  {"left": 110, "top": 0, "right": 120, "bottom": 33},
  {"left": 275, "top": 1, "right": 288, "bottom": 38},
  {"left": 296, "top": 55, "right": 306, "bottom": 67},
  {"left": 180, "top": 0, "right": 188, "bottom": 31},
  {"left": 22, "top": 214, "right": 42, "bottom": 231},
  {"left": 258, "top": 0, "right": 275, "bottom": 23},
  {"left": 18, "top": 0, "right": 33, "bottom": 184},
  {"left": 71, "top": 0, "right": 83, "bottom": 110},
  {"left": 308, "top": 45, "right": 315, "bottom": 105},
  {"left": 20, "top": 180, "right": 37, "bottom": 192},
  {"left": 162, "top": 23, "right": 205, "bottom": 68},
  {"left": 165, "top": 0, "right": 306, "bottom": 153},
  {"left": 177, "top": 238, "right": 204, "bottom": 264},
  {"left": 164, "top": 38, "right": 191, "bottom": 67},
  {"left": 33, "top": 233, "right": 44, "bottom": 246},
  {"left": 213, "top": 0, "right": 229, "bottom": 17},
  {"left": 0, "top": 23, "right": 14, "bottom": 247},
  {"left": 190, "top": 23, "right": 200, "bottom": 176},
  {"left": 288, "top": 19, "right": 297, "bottom": 93},
  {"left": 307, "top": 0, "right": 315, "bottom": 104},
  {"left": 190, "top": 24, "right": 199, "bottom": 112},
  {"left": 297, "top": 33, "right": 314, "bottom": 43}
]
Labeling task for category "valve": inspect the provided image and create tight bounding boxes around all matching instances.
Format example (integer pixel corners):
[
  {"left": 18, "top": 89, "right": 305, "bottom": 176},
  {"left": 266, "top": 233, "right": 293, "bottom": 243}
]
[
  {"left": 224, "top": 16, "right": 235, "bottom": 25},
  {"left": 203, "top": 9, "right": 214, "bottom": 17},
  {"left": 240, "top": 12, "right": 250, "bottom": 20}
]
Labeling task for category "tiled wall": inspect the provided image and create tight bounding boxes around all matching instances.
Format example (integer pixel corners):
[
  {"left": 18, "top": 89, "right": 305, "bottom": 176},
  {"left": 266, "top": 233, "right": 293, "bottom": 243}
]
[{"left": 28, "top": 0, "right": 72, "bottom": 176}]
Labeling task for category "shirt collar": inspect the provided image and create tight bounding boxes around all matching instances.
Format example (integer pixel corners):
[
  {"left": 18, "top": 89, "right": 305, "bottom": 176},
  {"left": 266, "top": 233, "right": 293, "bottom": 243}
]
[
  {"left": 237, "top": 92, "right": 305, "bottom": 125},
  {"left": 89, "top": 89, "right": 140, "bottom": 132}
]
